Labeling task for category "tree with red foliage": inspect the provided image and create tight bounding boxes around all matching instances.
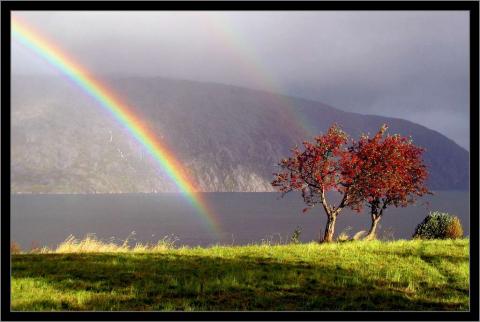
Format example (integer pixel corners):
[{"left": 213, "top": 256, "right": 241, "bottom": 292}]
[
  {"left": 346, "top": 125, "right": 431, "bottom": 240},
  {"left": 271, "top": 124, "right": 364, "bottom": 243}
]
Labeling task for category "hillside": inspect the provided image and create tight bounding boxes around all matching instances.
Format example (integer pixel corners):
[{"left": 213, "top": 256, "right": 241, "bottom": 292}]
[
  {"left": 11, "top": 76, "right": 469, "bottom": 193},
  {"left": 11, "top": 239, "right": 469, "bottom": 311}
]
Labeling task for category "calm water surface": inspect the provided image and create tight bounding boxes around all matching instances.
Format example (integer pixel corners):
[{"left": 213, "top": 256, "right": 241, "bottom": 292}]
[{"left": 11, "top": 191, "right": 469, "bottom": 248}]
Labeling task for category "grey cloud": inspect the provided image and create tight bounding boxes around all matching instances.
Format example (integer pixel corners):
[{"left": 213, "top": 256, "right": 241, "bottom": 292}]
[{"left": 12, "top": 11, "right": 470, "bottom": 149}]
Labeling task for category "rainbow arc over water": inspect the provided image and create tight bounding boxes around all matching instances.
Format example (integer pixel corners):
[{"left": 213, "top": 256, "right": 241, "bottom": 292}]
[{"left": 11, "top": 15, "right": 221, "bottom": 236}]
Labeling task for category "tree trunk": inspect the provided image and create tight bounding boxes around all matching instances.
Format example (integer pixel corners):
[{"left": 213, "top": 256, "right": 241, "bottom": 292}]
[
  {"left": 322, "top": 214, "right": 337, "bottom": 243},
  {"left": 365, "top": 213, "right": 381, "bottom": 241}
]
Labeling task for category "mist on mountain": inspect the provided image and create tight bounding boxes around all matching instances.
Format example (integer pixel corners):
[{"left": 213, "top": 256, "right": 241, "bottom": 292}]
[{"left": 11, "top": 76, "right": 469, "bottom": 193}]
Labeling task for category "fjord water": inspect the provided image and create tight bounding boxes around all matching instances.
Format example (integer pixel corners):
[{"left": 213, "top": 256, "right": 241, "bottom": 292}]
[{"left": 12, "top": 191, "right": 469, "bottom": 249}]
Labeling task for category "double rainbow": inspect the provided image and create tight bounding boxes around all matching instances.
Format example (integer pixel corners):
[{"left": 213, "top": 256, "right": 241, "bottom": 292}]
[
  {"left": 204, "top": 13, "right": 316, "bottom": 138},
  {"left": 11, "top": 15, "right": 221, "bottom": 236}
]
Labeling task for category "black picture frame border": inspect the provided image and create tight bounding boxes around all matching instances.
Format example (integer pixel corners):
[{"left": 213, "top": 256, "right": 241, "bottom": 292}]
[{"left": 1, "top": 1, "right": 478, "bottom": 321}]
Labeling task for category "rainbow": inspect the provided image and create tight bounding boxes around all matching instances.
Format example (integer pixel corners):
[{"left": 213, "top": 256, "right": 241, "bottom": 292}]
[{"left": 11, "top": 15, "right": 222, "bottom": 237}]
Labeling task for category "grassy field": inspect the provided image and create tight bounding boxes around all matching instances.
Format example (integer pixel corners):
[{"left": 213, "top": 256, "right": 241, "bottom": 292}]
[{"left": 11, "top": 238, "right": 469, "bottom": 311}]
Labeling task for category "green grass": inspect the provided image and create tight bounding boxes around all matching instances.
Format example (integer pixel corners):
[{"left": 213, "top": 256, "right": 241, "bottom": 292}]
[{"left": 11, "top": 239, "right": 469, "bottom": 311}]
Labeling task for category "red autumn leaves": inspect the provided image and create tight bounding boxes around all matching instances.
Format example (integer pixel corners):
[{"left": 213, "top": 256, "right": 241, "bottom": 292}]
[{"left": 272, "top": 124, "right": 430, "bottom": 242}]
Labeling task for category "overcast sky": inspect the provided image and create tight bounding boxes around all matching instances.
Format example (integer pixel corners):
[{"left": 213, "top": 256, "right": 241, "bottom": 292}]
[{"left": 12, "top": 11, "right": 470, "bottom": 149}]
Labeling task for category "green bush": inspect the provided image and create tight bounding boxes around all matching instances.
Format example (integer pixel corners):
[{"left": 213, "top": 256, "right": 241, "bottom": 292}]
[{"left": 413, "top": 211, "right": 463, "bottom": 240}]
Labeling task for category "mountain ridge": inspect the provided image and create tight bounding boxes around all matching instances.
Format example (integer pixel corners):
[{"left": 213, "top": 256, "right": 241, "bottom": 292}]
[{"left": 11, "top": 75, "right": 469, "bottom": 193}]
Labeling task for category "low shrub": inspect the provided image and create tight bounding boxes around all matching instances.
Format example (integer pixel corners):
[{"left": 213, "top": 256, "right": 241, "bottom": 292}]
[
  {"left": 445, "top": 216, "right": 464, "bottom": 239},
  {"left": 413, "top": 211, "right": 463, "bottom": 239}
]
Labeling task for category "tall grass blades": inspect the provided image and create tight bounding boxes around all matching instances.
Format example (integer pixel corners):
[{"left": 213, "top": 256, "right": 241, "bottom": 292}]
[{"left": 45, "top": 233, "right": 179, "bottom": 254}]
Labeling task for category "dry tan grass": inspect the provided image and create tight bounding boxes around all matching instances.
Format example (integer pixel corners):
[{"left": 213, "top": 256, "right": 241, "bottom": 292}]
[
  {"left": 446, "top": 216, "right": 464, "bottom": 239},
  {"left": 10, "top": 241, "right": 22, "bottom": 254},
  {"left": 37, "top": 233, "right": 178, "bottom": 254}
]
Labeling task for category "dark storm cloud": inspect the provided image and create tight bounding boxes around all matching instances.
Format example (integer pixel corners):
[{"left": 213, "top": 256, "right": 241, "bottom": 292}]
[{"left": 12, "top": 11, "right": 469, "bottom": 149}]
